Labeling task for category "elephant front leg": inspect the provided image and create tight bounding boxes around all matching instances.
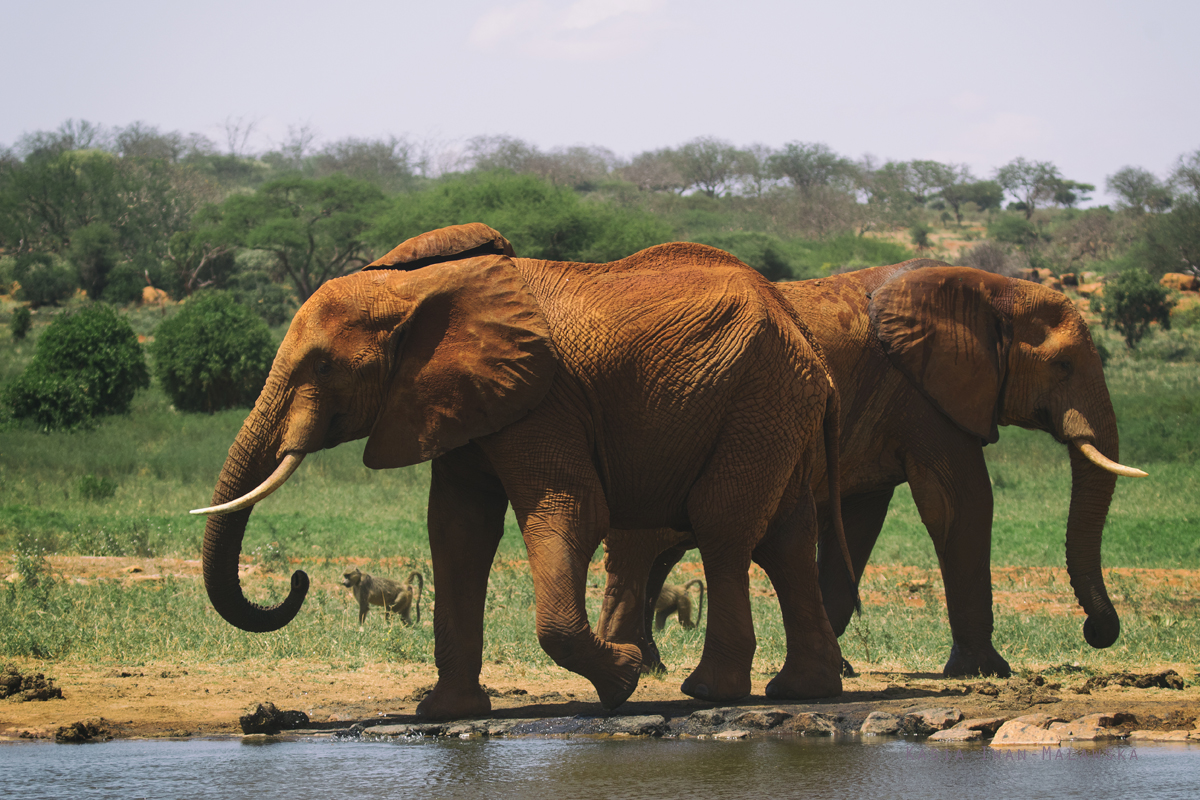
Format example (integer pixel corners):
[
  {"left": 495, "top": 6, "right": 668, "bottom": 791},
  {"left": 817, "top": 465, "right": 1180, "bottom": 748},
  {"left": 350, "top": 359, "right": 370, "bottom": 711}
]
[
  {"left": 523, "top": 515, "right": 644, "bottom": 709},
  {"left": 908, "top": 447, "right": 1012, "bottom": 679},
  {"left": 418, "top": 448, "right": 509, "bottom": 721},
  {"left": 756, "top": 490, "right": 843, "bottom": 700}
]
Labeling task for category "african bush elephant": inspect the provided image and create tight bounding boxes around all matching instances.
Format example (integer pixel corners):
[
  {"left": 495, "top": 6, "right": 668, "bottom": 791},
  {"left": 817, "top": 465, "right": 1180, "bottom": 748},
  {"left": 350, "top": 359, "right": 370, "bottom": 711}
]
[
  {"left": 194, "top": 223, "right": 848, "bottom": 720},
  {"left": 597, "top": 259, "right": 1145, "bottom": 678}
]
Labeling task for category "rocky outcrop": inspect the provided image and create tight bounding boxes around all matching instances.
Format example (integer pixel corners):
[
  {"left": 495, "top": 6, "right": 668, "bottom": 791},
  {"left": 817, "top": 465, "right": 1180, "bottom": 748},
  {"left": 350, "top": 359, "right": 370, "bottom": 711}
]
[{"left": 239, "top": 702, "right": 310, "bottom": 734}]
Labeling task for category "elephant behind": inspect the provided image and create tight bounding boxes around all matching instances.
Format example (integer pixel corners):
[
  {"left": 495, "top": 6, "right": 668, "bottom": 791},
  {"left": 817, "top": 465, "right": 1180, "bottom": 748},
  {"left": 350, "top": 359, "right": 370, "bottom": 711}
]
[{"left": 598, "top": 259, "right": 1145, "bottom": 678}]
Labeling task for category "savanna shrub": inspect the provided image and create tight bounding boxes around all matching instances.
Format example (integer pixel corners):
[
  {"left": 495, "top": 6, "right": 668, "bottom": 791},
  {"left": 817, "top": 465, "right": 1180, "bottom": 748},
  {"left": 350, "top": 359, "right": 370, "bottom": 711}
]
[
  {"left": 1, "top": 304, "right": 149, "bottom": 430},
  {"left": 150, "top": 291, "right": 274, "bottom": 412},
  {"left": 10, "top": 306, "right": 32, "bottom": 340},
  {"left": 13, "top": 253, "right": 77, "bottom": 308},
  {"left": 1093, "top": 267, "right": 1177, "bottom": 348}
]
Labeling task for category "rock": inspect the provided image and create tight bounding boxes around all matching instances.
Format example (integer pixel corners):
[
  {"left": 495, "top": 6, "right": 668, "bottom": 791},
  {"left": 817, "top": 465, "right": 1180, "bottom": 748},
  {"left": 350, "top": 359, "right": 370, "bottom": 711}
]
[
  {"left": 1040, "top": 276, "right": 1064, "bottom": 292},
  {"left": 861, "top": 711, "right": 902, "bottom": 735},
  {"left": 929, "top": 727, "right": 983, "bottom": 742},
  {"left": 947, "top": 717, "right": 1007, "bottom": 737},
  {"left": 446, "top": 722, "right": 482, "bottom": 738},
  {"left": 783, "top": 713, "right": 839, "bottom": 735},
  {"left": 903, "top": 708, "right": 963, "bottom": 735},
  {"left": 239, "top": 702, "right": 310, "bottom": 734},
  {"left": 141, "top": 286, "right": 169, "bottom": 306},
  {"left": 1048, "top": 714, "right": 1121, "bottom": 741},
  {"left": 733, "top": 708, "right": 792, "bottom": 730},
  {"left": 1161, "top": 273, "right": 1200, "bottom": 292},
  {"left": 1077, "top": 283, "right": 1104, "bottom": 298},
  {"left": 713, "top": 729, "right": 749, "bottom": 740},
  {"left": 55, "top": 720, "right": 108, "bottom": 743},
  {"left": 991, "top": 714, "right": 1063, "bottom": 746},
  {"left": 967, "top": 681, "right": 1001, "bottom": 697},
  {"left": 609, "top": 715, "right": 668, "bottom": 737},
  {"left": 688, "top": 707, "right": 743, "bottom": 728}
]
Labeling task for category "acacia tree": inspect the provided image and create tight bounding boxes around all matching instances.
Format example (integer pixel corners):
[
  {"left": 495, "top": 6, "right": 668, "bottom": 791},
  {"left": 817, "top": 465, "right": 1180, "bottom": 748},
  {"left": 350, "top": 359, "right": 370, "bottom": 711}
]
[
  {"left": 995, "top": 157, "right": 1062, "bottom": 219},
  {"left": 767, "top": 142, "right": 857, "bottom": 191},
  {"left": 216, "top": 175, "right": 384, "bottom": 302},
  {"left": 673, "top": 137, "right": 746, "bottom": 198},
  {"left": 1107, "top": 166, "right": 1173, "bottom": 213}
]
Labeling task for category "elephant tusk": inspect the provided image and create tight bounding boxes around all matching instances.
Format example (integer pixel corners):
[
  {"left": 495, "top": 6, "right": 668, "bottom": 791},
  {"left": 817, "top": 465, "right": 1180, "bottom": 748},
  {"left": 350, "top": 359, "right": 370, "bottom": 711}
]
[
  {"left": 190, "top": 452, "right": 306, "bottom": 515},
  {"left": 1075, "top": 442, "right": 1148, "bottom": 478}
]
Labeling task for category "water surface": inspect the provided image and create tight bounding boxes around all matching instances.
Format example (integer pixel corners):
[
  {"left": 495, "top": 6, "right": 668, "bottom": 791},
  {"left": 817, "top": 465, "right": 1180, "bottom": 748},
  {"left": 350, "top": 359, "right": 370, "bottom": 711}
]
[{"left": 2, "top": 737, "right": 1196, "bottom": 800}]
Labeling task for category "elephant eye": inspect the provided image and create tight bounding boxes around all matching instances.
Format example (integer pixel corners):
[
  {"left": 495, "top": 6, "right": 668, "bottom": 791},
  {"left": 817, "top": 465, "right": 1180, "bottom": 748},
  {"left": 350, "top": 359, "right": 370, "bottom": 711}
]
[
  {"left": 315, "top": 360, "right": 333, "bottom": 378},
  {"left": 1054, "top": 360, "right": 1073, "bottom": 377}
]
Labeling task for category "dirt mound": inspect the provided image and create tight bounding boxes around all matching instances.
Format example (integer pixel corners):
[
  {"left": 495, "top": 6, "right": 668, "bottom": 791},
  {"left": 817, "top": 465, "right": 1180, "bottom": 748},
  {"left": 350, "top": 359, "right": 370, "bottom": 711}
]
[{"left": 1, "top": 664, "right": 64, "bottom": 702}]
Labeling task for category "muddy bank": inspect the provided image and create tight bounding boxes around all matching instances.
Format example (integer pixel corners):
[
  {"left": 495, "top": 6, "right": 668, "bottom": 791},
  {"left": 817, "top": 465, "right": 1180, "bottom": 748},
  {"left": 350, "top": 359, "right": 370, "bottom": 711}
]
[{"left": 2, "top": 659, "right": 1196, "bottom": 744}]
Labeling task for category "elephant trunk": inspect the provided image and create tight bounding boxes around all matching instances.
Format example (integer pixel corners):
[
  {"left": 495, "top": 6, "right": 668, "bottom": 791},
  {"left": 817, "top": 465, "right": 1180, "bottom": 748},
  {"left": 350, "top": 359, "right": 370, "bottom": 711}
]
[
  {"left": 1062, "top": 405, "right": 1125, "bottom": 649},
  {"left": 199, "top": 394, "right": 309, "bottom": 633}
]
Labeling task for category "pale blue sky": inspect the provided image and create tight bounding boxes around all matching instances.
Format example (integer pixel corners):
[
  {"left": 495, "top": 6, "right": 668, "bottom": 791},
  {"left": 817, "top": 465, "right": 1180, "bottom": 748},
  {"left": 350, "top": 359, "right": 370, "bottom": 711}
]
[{"left": 6, "top": 0, "right": 1197, "bottom": 201}]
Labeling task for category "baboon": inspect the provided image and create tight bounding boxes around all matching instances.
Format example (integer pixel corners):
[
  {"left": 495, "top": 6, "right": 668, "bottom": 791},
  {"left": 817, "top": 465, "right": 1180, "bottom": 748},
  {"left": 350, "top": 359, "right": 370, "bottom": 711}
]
[
  {"left": 342, "top": 568, "right": 424, "bottom": 625},
  {"left": 654, "top": 580, "right": 705, "bottom": 631}
]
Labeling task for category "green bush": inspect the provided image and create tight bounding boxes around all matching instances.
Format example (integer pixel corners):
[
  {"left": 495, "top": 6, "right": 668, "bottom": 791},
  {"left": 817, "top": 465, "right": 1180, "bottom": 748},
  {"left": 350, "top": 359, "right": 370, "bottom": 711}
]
[
  {"left": 103, "top": 263, "right": 149, "bottom": 305},
  {"left": 77, "top": 474, "right": 118, "bottom": 501},
  {"left": 10, "top": 306, "right": 32, "bottom": 340},
  {"left": 227, "top": 270, "right": 296, "bottom": 327},
  {"left": 13, "top": 253, "right": 77, "bottom": 308},
  {"left": 1094, "top": 267, "right": 1178, "bottom": 348},
  {"left": 1, "top": 304, "right": 149, "bottom": 430},
  {"left": 150, "top": 291, "right": 274, "bottom": 412},
  {"left": 988, "top": 214, "right": 1040, "bottom": 247},
  {"left": 69, "top": 223, "right": 119, "bottom": 300}
]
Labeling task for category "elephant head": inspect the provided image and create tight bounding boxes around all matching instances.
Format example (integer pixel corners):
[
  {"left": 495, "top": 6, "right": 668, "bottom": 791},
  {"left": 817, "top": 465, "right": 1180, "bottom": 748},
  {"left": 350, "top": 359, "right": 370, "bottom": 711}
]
[
  {"left": 868, "top": 265, "right": 1144, "bottom": 649},
  {"left": 193, "top": 224, "right": 556, "bottom": 632}
]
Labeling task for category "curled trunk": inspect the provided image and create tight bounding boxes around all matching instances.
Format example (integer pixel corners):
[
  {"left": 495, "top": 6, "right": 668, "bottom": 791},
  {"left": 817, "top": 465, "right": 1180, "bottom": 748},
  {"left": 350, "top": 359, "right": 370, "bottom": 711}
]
[
  {"left": 1065, "top": 400, "right": 1128, "bottom": 652},
  {"left": 201, "top": 403, "right": 309, "bottom": 633}
]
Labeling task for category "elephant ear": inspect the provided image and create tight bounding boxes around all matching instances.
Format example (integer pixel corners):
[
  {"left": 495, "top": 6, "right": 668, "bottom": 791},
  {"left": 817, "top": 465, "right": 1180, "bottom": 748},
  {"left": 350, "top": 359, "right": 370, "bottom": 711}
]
[
  {"left": 362, "top": 253, "right": 556, "bottom": 469},
  {"left": 869, "top": 266, "right": 1013, "bottom": 443},
  {"left": 363, "top": 223, "right": 516, "bottom": 272}
]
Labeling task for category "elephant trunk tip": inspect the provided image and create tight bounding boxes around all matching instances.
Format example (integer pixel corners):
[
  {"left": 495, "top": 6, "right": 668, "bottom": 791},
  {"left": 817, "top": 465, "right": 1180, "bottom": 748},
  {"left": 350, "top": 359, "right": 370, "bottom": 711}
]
[
  {"left": 212, "top": 569, "right": 310, "bottom": 633},
  {"left": 1083, "top": 614, "right": 1120, "bottom": 649}
]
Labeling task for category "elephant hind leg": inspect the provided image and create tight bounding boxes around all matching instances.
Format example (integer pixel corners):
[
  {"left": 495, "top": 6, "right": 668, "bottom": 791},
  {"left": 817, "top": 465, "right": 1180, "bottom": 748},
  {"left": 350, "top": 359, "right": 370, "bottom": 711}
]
[{"left": 756, "top": 489, "right": 843, "bottom": 700}]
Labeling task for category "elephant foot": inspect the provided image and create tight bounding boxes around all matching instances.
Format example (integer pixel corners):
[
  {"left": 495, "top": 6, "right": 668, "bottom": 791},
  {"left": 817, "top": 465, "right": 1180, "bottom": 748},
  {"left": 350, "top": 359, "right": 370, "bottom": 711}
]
[
  {"left": 680, "top": 660, "right": 751, "bottom": 703},
  {"left": 590, "top": 642, "right": 643, "bottom": 710},
  {"left": 764, "top": 660, "right": 843, "bottom": 701},
  {"left": 415, "top": 681, "right": 491, "bottom": 721},
  {"left": 942, "top": 641, "right": 1012, "bottom": 679},
  {"left": 639, "top": 641, "right": 667, "bottom": 675}
]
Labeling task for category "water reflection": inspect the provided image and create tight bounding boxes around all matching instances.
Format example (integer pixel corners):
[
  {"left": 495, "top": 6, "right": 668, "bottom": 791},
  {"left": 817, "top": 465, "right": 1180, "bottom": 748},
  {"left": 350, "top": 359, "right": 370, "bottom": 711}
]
[{"left": 2, "top": 737, "right": 1196, "bottom": 800}]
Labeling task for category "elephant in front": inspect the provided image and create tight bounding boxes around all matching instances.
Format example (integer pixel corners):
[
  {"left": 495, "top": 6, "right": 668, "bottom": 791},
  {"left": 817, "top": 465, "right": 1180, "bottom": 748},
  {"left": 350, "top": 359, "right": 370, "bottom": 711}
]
[
  {"left": 194, "top": 223, "right": 848, "bottom": 720},
  {"left": 597, "top": 259, "right": 1145, "bottom": 678}
]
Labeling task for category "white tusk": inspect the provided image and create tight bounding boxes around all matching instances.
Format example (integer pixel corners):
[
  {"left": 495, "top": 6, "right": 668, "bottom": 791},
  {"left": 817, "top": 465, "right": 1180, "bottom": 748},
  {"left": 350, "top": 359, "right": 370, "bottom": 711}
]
[
  {"left": 1076, "top": 442, "right": 1148, "bottom": 478},
  {"left": 191, "top": 452, "right": 305, "bottom": 515}
]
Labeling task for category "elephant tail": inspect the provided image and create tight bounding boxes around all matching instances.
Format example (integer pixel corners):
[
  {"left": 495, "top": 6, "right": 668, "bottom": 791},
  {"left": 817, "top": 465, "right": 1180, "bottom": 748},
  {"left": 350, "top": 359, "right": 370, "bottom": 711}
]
[{"left": 823, "top": 386, "right": 861, "bottom": 615}]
